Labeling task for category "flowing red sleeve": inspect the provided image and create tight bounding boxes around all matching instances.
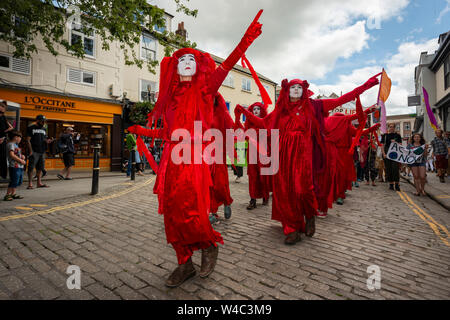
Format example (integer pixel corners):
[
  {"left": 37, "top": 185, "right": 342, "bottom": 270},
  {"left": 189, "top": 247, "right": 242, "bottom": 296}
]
[
  {"left": 127, "top": 124, "right": 162, "bottom": 138},
  {"left": 207, "top": 10, "right": 263, "bottom": 95},
  {"left": 321, "top": 74, "right": 380, "bottom": 112},
  {"left": 238, "top": 106, "right": 266, "bottom": 128},
  {"left": 347, "top": 105, "right": 377, "bottom": 121},
  {"left": 362, "top": 123, "right": 381, "bottom": 136}
]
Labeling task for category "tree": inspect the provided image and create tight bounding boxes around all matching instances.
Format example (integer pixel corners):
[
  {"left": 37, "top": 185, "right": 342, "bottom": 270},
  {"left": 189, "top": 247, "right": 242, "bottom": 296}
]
[
  {"left": 129, "top": 101, "right": 154, "bottom": 126},
  {"left": 0, "top": 0, "right": 197, "bottom": 73}
]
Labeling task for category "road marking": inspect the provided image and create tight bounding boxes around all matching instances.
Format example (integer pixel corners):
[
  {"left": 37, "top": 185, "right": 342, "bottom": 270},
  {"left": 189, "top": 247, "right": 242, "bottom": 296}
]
[
  {"left": 397, "top": 191, "right": 449, "bottom": 247},
  {"left": 29, "top": 204, "right": 48, "bottom": 207},
  {"left": 0, "top": 177, "right": 155, "bottom": 223},
  {"left": 436, "top": 195, "right": 450, "bottom": 199},
  {"left": 401, "top": 191, "right": 450, "bottom": 238},
  {"left": 14, "top": 207, "right": 33, "bottom": 211}
]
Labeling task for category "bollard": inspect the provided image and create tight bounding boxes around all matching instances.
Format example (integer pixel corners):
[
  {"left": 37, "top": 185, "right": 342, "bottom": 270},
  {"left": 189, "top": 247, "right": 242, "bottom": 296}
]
[
  {"left": 91, "top": 145, "right": 101, "bottom": 195},
  {"left": 131, "top": 149, "right": 136, "bottom": 181}
]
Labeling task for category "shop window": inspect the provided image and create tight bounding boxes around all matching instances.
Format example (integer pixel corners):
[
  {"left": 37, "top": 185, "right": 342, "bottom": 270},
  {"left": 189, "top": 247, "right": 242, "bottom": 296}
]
[
  {"left": 242, "top": 78, "right": 251, "bottom": 92},
  {"left": 141, "top": 33, "right": 157, "bottom": 61},
  {"left": 0, "top": 53, "right": 31, "bottom": 75},
  {"left": 140, "top": 79, "right": 157, "bottom": 102},
  {"left": 70, "top": 21, "right": 95, "bottom": 58},
  {"left": 51, "top": 121, "right": 111, "bottom": 158},
  {"left": 67, "top": 68, "right": 96, "bottom": 86}
]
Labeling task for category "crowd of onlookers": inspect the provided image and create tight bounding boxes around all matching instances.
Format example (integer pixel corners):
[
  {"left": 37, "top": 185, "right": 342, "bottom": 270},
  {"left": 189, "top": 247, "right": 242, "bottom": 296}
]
[
  {"left": 1, "top": 101, "right": 80, "bottom": 201},
  {"left": 353, "top": 123, "right": 449, "bottom": 197},
  {"left": 2, "top": 99, "right": 450, "bottom": 202}
]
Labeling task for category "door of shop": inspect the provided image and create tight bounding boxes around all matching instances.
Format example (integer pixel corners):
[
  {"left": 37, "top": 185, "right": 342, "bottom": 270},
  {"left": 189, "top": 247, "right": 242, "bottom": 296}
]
[{"left": 111, "top": 114, "right": 122, "bottom": 171}]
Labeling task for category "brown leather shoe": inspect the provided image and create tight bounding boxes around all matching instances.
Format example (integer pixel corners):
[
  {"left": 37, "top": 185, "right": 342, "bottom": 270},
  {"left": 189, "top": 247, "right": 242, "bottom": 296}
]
[
  {"left": 284, "top": 231, "right": 301, "bottom": 245},
  {"left": 200, "top": 245, "right": 219, "bottom": 278},
  {"left": 305, "top": 216, "right": 316, "bottom": 237},
  {"left": 165, "top": 258, "right": 196, "bottom": 288}
]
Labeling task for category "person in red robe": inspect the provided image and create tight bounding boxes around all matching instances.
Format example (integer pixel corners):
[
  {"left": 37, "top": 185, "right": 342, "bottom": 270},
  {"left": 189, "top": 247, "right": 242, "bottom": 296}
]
[
  {"left": 316, "top": 105, "right": 377, "bottom": 216},
  {"left": 209, "top": 93, "right": 234, "bottom": 223},
  {"left": 318, "top": 108, "right": 380, "bottom": 216},
  {"left": 237, "top": 102, "right": 271, "bottom": 210},
  {"left": 128, "top": 11, "right": 263, "bottom": 287},
  {"left": 235, "top": 76, "right": 379, "bottom": 244}
]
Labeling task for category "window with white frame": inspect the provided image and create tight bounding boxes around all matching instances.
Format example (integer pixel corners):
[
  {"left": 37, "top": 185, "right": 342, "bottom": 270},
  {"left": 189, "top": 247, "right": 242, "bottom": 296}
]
[
  {"left": 154, "top": 16, "right": 167, "bottom": 33},
  {"left": 0, "top": 54, "right": 31, "bottom": 75},
  {"left": 140, "top": 79, "right": 157, "bottom": 102},
  {"left": 242, "top": 78, "right": 251, "bottom": 92},
  {"left": 67, "top": 68, "right": 95, "bottom": 86},
  {"left": 141, "top": 33, "right": 157, "bottom": 61},
  {"left": 258, "top": 84, "right": 271, "bottom": 96},
  {"left": 222, "top": 73, "right": 234, "bottom": 88},
  {"left": 70, "top": 22, "right": 95, "bottom": 58},
  {"left": 404, "top": 122, "right": 411, "bottom": 131}
]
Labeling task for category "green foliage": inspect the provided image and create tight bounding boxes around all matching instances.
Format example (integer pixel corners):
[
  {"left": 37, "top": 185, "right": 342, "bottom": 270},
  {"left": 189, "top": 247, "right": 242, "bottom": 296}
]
[
  {"left": 0, "top": 0, "right": 197, "bottom": 73},
  {"left": 129, "top": 101, "right": 154, "bottom": 125}
]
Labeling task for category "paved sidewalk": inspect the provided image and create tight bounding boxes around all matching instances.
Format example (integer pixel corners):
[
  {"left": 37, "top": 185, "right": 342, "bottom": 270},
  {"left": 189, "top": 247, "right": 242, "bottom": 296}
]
[
  {"left": 401, "top": 171, "right": 450, "bottom": 211},
  {"left": 0, "top": 170, "right": 154, "bottom": 212}
]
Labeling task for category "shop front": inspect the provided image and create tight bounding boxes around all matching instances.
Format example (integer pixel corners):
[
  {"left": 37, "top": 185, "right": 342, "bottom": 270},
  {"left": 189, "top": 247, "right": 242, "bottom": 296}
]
[{"left": 0, "top": 86, "right": 123, "bottom": 171}]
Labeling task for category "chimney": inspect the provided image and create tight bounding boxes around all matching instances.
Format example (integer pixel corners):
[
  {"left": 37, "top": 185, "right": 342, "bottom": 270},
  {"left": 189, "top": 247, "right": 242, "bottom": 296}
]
[{"left": 176, "top": 22, "right": 187, "bottom": 41}]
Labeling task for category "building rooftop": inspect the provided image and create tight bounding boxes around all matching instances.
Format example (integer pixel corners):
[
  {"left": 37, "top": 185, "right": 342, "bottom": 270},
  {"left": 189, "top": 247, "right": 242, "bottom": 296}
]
[{"left": 430, "top": 30, "right": 450, "bottom": 72}]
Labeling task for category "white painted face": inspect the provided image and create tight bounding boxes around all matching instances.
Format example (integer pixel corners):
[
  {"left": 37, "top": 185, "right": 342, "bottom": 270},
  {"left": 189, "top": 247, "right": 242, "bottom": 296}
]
[
  {"left": 289, "top": 84, "right": 303, "bottom": 99},
  {"left": 177, "top": 54, "right": 196, "bottom": 77},
  {"left": 252, "top": 106, "right": 261, "bottom": 117}
]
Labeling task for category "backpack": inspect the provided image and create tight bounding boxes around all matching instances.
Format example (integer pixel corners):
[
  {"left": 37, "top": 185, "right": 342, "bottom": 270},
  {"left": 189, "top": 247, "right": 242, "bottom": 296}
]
[{"left": 56, "top": 136, "right": 68, "bottom": 154}]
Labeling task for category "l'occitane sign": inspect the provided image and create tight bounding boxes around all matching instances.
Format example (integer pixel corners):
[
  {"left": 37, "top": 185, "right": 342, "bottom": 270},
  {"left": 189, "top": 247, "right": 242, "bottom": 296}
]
[{"left": 0, "top": 88, "right": 122, "bottom": 124}]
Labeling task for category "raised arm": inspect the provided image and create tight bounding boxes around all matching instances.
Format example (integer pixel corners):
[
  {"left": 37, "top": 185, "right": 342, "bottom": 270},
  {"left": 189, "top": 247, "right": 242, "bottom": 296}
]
[
  {"left": 322, "top": 74, "right": 380, "bottom": 113},
  {"left": 362, "top": 123, "right": 381, "bottom": 136},
  {"left": 347, "top": 105, "right": 377, "bottom": 121},
  {"left": 127, "top": 124, "right": 163, "bottom": 139},
  {"left": 235, "top": 104, "right": 266, "bottom": 129},
  {"left": 207, "top": 10, "right": 263, "bottom": 95}
]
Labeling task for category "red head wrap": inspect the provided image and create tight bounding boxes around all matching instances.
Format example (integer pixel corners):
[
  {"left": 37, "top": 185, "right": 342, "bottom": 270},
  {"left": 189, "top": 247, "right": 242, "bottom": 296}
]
[
  {"left": 148, "top": 48, "right": 216, "bottom": 126},
  {"left": 245, "top": 102, "right": 268, "bottom": 130}
]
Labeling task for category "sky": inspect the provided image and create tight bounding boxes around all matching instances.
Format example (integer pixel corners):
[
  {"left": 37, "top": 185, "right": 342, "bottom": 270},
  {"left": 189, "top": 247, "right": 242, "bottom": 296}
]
[{"left": 155, "top": 0, "right": 450, "bottom": 115}]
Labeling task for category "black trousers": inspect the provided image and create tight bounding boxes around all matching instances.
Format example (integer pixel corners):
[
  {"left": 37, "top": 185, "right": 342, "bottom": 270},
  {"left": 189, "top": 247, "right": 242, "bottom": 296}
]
[
  {"left": 233, "top": 165, "right": 243, "bottom": 178},
  {"left": 0, "top": 140, "right": 6, "bottom": 179},
  {"left": 384, "top": 159, "right": 400, "bottom": 183},
  {"left": 364, "top": 151, "right": 378, "bottom": 182}
]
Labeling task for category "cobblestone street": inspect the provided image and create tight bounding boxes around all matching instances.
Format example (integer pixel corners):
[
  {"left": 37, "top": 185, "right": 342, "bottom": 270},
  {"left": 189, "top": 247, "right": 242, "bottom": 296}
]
[{"left": 0, "top": 170, "right": 449, "bottom": 300}]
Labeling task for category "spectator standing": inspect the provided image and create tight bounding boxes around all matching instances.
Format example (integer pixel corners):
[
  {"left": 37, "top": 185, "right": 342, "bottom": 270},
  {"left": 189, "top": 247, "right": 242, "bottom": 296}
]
[
  {"left": 381, "top": 123, "right": 402, "bottom": 191},
  {"left": 364, "top": 134, "right": 379, "bottom": 186},
  {"left": 376, "top": 142, "right": 385, "bottom": 182},
  {"left": 4, "top": 131, "right": 26, "bottom": 201},
  {"left": 57, "top": 126, "right": 80, "bottom": 180},
  {"left": 126, "top": 132, "right": 144, "bottom": 177},
  {"left": 26, "top": 115, "right": 53, "bottom": 189},
  {"left": 430, "top": 129, "right": 448, "bottom": 183},
  {"left": 426, "top": 145, "right": 435, "bottom": 173},
  {"left": 407, "top": 133, "right": 428, "bottom": 196},
  {"left": 0, "top": 101, "right": 14, "bottom": 179},
  {"left": 445, "top": 131, "right": 450, "bottom": 177}
]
